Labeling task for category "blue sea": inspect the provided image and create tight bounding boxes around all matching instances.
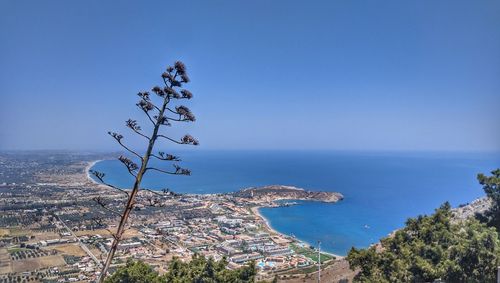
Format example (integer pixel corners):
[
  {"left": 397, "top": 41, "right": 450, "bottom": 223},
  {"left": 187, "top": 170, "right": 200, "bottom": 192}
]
[{"left": 90, "top": 150, "right": 500, "bottom": 255}]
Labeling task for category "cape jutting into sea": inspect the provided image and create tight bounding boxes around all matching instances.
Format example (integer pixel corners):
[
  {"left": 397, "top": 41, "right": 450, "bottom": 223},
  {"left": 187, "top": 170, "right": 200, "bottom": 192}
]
[{"left": 90, "top": 150, "right": 500, "bottom": 255}]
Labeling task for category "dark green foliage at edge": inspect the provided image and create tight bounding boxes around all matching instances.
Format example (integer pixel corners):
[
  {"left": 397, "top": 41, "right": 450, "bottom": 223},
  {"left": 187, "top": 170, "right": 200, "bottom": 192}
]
[
  {"left": 477, "top": 169, "right": 500, "bottom": 231},
  {"left": 104, "top": 255, "right": 256, "bottom": 283},
  {"left": 347, "top": 202, "right": 500, "bottom": 282},
  {"left": 347, "top": 169, "right": 500, "bottom": 282}
]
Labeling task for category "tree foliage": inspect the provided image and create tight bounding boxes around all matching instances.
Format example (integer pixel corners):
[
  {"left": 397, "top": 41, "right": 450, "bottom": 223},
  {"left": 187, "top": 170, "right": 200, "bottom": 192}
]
[
  {"left": 104, "top": 260, "right": 161, "bottom": 283},
  {"left": 104, "top": 255, "right": 256, "bottom": 283},
  {"left": 477, "top": 168, "right": 500, "bottom": 230},
  {"left": 347, "top": 203, "right": 500, "bottom": 283}
]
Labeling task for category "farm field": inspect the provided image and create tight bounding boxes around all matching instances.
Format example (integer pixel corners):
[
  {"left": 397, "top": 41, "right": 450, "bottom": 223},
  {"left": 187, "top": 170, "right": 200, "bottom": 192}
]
[
  {"left": 50, "top": 244, "right": 86, "bottom": 257},
  {"left": 11, "top": 255, "right": 66, "bottom": 273}
]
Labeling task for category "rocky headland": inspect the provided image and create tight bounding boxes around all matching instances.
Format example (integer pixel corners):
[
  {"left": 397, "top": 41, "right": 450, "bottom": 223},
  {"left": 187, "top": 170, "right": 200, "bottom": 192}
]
[{"left": 232, "top": 185, "right": 344, "bottom": 203}]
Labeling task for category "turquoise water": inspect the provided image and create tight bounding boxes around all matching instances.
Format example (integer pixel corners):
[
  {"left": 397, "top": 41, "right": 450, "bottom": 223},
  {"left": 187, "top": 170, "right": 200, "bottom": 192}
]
[{"left": 90, "top": 150, "right": 500, "bottom": 255}]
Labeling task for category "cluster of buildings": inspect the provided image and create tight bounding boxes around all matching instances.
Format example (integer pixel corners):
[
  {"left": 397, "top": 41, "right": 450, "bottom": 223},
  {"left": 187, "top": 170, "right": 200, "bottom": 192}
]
[
  {"left": 132, "top": 195, "right": 315, "bottom": 274},
  {"left": 0, "top": 152, "right": 338, "bottom": 282}
]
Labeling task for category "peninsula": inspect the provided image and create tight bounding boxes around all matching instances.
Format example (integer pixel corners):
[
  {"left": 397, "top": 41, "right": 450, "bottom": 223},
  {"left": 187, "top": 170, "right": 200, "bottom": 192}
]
[
  {"left": 233, "top": 185, "right": 343, "bottom": 203},
  {"left": 0, "top": 153, "right": 355, "bottom": 283}
]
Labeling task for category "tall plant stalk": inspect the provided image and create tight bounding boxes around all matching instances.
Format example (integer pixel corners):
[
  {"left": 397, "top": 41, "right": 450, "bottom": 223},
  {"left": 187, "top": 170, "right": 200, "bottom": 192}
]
[{"left": 90, "top": 61, "right": 198, "bottom": 282}]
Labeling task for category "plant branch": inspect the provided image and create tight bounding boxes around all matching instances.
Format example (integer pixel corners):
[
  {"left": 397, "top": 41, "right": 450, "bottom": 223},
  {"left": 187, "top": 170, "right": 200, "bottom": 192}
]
[
  {"left": 89, "top": 170, "right": 130, "bottom": 197},
  {"left": 144, "top": 167, "right": 178, "bottom": 175},
  {"left": 126, "top": 119, "right": 150, "bottom": 140},
  {"left": 157, "top": 134, "right": 199, "bottom": 145},
  {"left": 93, "top": 197, "right": 123, "bottom": 217},
  {"left": 98, "top": 61, "right": 195, "bottom": 283},
  {"left": 109, "top": 132, "right": 143, "bottom": 161},
  {"left": 146, "top": 164, "right": 191, "bottom": 175},
  {"left": 143, "top": 110, "right": 156, "bottom": 125},
  {"left": 117, "top": 140, "right": 143, "bottom": 161},
  {"left": 157, "top": 135, "right": 183, "bottom": 144},
  {"left": 151, "top": 152, "right": 181, "bottom": 162}
]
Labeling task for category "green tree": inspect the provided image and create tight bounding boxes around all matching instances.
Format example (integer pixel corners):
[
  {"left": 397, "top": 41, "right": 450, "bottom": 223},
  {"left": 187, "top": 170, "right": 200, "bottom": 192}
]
[
  {"left": 104, "top": 255, "right": 256, "bottom": 283},
  {"left": 104, "top": 259, "right": 162, "bottom": 283},
  {"left": 161, "top": 254, "right": 256, "bottom": 283},
  {"left": 347, "top": 203, "right": 500, "bottom": 283},
  {"left": 477, "top": 169, "right": 500, "bottom": 230}
]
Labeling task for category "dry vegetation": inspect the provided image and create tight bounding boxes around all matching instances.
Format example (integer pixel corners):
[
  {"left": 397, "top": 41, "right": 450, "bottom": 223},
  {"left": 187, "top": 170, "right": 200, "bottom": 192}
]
[
  {"left": 11, "top": 255, "right": 65, "bottom": 273},
  {"left": 51, "top": 244, "right": 86, "bottom": 257},
  {"left": 0, "top": 229, "right": 9, "bottom": 237},
  {"left": 74, "top": 228, "right": 141, "bottom": 238},
  {"left": 278, "top": 259, "right": 355, "bottom": 283}
]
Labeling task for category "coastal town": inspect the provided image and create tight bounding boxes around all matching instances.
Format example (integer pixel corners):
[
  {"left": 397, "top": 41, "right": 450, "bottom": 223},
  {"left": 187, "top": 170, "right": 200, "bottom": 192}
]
[
  {"left": 3, "top": 0, "right": 500, "bottom": 281},
  {"left": 0, "top": 152, "right": 355, "bottom": 283}
]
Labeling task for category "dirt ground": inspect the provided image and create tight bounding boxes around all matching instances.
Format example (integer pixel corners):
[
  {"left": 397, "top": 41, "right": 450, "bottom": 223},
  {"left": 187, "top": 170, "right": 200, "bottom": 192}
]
[
  {"left": 74, "top": 228, "right": 140, "bottom": 238},
  {"left": 33, "top": 231, "right": 60, "bottom": 240},
  {"left": 0, "top": 248, "right": 12, "bottom": 274},
  {"left": 50, "top": 244, "right": 87, "bottom": 257},
  {"left": 278, "top": 259, "right": 356, "bottom": 283},
  {"left": 11, "top": 255, "right": 65, "bottom": 273},
  {"left": 0, "top": 228, "right": 9, "bottom": 237},
  {"left": 3, "top": 228, "right": 30, "bottom": 237}
]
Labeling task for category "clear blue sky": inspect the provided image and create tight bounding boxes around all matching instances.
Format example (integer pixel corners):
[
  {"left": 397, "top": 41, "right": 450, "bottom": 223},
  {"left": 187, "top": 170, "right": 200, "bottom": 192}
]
[{"left": 1, "top": 0, "right": 499, "bottom": 151}]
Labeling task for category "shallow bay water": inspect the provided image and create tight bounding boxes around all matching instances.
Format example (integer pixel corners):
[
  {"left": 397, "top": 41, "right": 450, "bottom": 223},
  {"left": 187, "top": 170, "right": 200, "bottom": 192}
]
[{"left": 90, "top": 150, "right": 500, "bottom": 255}]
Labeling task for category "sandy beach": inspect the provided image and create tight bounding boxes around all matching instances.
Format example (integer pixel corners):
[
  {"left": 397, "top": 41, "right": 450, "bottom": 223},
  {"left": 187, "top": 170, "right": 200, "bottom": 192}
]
[
  {"left": 251, "top": 206, "right": 275, "bottom": 233},
  {"left": 85, "top": 160, "right": 102, "bottom": 185},
  {"left": 86, "top": 159, "right": 343, "bottom": 258},
  {"left": 250, "top": 206, "right": 343, "bottom": 259}
]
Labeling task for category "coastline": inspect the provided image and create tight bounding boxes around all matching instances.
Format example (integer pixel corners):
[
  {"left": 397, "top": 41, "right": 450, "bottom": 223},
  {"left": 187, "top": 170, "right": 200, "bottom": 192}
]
[
  {"left": 86, "top": 160, "right": 344, "bottom": 257},
  {"left": 251, "top": 206, "right": 274, "bottom": 232},
  {"left": 85, "top": 160, "right": 102, "bottom": 185},
  {"left": 251, "top": 205, "right": 343, "bottom": 259}
]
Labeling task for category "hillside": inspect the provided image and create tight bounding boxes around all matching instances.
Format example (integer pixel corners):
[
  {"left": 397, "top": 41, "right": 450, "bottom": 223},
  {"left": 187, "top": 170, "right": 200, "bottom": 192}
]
[{"left": 232, "top": 185, "right": 344, "bottom": 203}]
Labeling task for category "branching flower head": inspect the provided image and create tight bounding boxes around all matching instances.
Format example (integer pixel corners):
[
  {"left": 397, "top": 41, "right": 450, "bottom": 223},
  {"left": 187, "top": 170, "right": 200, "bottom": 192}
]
[
  {"left": 154, "top": 115, "right": 171, "bottom": 126},
  {"left": 181, "top": 134, "right": 199, "bottom": 145},
  {"left": 137, "top": 100, "right": 154, "bottom": 112},
  {"left": 174, "top": 61, "right": 186, "bottom": 75},
  {"left": 108, "top": 132, "right": 123, "bottom": 142},
  {"left": 158, "top": 151, "right": 181, "bottom": 161},
  {"left": 176, "top": 105, "right": 196, "bottom": 121},
  {"left": 152, "top": 86, "right": 165, "bottom": 97},
  {"left": 99, "top": 60, "right": 198, "bottom": 281},
  {"left": 180, "top": 89, "right": 193, "bottom": 99},
  {"left": 118, "top": 155, "right": 138, "bottom": 172},
  {"left": 180, "top": 74, "right": 190, "bottom": 83},
  {"left": 137, "top": 91, "right": 150, "bottom": 101},
  {"left": 171, "top": 80, "right": 182, "bottom": 87},
  {"left": 173, "top": 164, "right": 191, "bottom": 175},
  {"left": 161, "top": 72, "right": 173, "bottom": 81},
  {"left": 126, "top": 119, "right": 141, "bottom": 131},
  {"left": 164, "top": 87, "right": 180, "bottom": 99},
  {"left": 90, "top": 170, "right": 106, "bottom": 181}
]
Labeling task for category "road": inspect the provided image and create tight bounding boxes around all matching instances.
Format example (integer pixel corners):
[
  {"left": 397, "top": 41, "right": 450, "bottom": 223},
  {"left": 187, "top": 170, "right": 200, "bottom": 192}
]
[{"left": 55, "top": 214, "right": 102, "bottom": 267}]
